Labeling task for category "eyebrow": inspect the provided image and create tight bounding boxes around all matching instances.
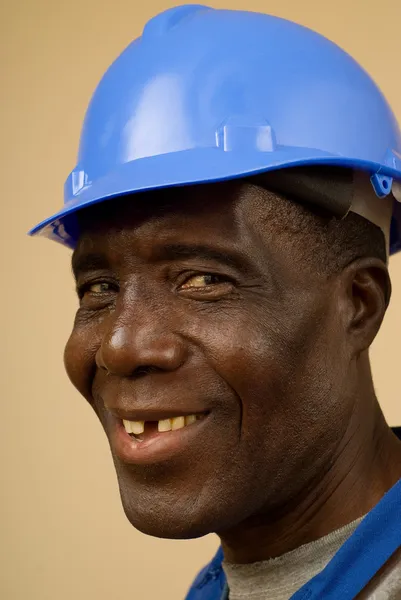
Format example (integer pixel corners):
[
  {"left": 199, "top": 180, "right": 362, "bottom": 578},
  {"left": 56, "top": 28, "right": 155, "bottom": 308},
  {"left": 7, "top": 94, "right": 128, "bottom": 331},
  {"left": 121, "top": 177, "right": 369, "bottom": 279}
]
[
  {"left": 71, "top": 243, "right": 254, "bottom": 279},
  {"left": 71, "top": 252, "right": 111, "bottom": 280},
  {"left": 152, "top": 243, "right": 251, "bottom": 272}
]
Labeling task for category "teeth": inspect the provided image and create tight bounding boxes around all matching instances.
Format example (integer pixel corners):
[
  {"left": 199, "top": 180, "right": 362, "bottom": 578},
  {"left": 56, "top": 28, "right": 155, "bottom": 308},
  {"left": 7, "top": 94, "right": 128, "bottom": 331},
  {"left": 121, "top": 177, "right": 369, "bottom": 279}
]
[
  {"left": 131, "top": 421, "right": 145, "bottom": 435},
  {"left": 123, "top": 419, "right": 132, "bottom": 434},
  {"left": 158, "top": 419, "right": 172, "bottom": 432},
  {"left": 171, "top": 416, "right": 185, "bottom": 430},
  {"left": 123, "top": 414, "right": 201, "bottom": 435}
]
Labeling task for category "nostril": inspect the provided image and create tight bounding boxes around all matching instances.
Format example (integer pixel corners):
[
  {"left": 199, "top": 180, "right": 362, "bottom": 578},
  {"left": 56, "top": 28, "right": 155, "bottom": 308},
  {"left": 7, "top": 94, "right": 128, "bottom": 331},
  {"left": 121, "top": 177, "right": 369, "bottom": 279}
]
[{"left": 133, "top": 365, "right": 161, "bottom": 378}]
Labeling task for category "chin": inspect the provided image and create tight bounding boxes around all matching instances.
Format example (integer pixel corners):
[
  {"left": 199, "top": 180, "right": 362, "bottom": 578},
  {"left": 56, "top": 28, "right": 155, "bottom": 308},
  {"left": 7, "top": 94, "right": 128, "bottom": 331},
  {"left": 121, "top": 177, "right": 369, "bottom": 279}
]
[
  {"left": 115, "top": 468, "right": 233, "bottom": 540},
  {"left": 120, "top": 496, "right": 214, "bottom": 540},
  {"left": 112, "top": 455, "right": 252, "bottom": 540}
]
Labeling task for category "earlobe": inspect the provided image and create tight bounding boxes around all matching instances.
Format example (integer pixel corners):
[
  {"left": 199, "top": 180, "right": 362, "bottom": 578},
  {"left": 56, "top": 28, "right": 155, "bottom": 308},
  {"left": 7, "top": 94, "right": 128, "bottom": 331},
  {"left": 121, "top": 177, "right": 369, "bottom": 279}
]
[{"left": 342, "top": 258, "right": 391, "bottom": 351}]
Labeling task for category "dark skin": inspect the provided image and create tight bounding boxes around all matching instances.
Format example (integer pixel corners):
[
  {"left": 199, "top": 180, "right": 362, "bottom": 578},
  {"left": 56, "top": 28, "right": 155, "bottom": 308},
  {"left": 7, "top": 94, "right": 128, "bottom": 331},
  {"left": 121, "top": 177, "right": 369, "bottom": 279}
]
[{"left": 64, "top": 181, "right": 401, "bottom": 564}]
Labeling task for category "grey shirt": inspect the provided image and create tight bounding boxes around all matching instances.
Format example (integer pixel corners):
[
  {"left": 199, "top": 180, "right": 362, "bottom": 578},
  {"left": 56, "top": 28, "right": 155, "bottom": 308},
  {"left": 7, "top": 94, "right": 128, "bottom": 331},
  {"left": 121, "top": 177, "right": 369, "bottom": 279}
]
[{"left": 223, "top": 517, "right": 401, "bottom": 599}]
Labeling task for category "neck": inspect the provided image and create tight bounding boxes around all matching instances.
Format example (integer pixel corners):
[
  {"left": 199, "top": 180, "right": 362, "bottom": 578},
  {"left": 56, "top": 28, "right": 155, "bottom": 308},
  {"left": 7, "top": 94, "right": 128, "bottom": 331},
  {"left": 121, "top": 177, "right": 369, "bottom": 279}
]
[{"left": 220, "top": 382, "right": 401, "bottom": 564}]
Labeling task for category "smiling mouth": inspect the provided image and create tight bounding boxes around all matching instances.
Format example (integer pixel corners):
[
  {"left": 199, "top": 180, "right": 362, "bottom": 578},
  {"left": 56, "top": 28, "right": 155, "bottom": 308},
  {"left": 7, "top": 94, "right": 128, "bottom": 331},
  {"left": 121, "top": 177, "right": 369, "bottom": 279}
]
[
  {"left": 109, "top": 410, "right": 210, "bottom": 464},
  {"left": 122, "top": 414, "right": 206, "bottom": 442}
]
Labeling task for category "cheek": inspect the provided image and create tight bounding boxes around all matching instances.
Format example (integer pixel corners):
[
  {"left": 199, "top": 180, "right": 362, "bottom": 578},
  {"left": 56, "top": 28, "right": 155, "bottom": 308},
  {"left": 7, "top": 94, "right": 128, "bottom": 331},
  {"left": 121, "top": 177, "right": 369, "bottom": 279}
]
[
  {"left": 198, "top": 301, "right": 346, "bottom": 457},
  {"left": 64, "top": 322, "right": 100, "bottom": 401}
]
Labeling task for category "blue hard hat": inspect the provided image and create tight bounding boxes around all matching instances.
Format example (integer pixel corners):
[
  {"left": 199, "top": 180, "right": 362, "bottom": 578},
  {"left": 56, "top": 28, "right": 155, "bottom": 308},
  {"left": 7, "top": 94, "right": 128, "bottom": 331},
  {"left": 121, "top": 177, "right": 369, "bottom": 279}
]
[{"left": 29, "top": 5, "right": 401, "bottom": 255}]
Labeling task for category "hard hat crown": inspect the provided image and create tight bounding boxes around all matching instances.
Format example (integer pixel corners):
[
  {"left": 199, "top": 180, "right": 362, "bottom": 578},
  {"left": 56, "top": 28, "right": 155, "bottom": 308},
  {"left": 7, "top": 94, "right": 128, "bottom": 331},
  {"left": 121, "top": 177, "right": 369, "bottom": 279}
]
[{"left": 29, "top": 5, "right": 401, "bottom": 254}]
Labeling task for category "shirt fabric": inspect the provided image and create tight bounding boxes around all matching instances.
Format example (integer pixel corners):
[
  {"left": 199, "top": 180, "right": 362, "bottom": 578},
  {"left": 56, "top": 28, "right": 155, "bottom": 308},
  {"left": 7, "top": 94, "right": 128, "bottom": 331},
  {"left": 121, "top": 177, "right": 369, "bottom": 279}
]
[{"left": 223, "top": 517, "right": 401, "bottom": 599}]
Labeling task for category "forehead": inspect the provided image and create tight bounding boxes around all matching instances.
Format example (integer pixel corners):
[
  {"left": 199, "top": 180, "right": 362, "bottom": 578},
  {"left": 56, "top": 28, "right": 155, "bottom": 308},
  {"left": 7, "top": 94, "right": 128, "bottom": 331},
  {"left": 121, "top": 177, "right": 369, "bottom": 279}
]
[{"left": 74, "top": 181, "right": 271, "bottom": 254}]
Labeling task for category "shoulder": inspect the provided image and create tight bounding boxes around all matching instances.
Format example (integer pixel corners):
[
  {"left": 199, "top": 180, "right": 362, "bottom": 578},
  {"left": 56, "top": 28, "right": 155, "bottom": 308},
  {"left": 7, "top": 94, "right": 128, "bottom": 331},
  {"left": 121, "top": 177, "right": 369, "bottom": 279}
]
[{"left": 185, "top": 547, "right": 227, "bottom": 600}]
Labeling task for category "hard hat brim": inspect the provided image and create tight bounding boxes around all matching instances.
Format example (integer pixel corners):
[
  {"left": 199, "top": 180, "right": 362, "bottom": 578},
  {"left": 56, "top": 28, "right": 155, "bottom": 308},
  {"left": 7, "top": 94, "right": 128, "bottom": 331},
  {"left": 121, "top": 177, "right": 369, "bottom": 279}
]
[{"left": 28, "top": 147, "right": 401, "bottom": 254}]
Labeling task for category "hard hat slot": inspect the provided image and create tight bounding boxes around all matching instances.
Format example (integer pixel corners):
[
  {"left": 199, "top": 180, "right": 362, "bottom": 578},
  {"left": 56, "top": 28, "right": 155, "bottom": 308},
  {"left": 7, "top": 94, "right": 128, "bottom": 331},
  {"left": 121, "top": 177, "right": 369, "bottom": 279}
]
[{"left": 371, "top": 173, "right": 393, "bottom": 198}]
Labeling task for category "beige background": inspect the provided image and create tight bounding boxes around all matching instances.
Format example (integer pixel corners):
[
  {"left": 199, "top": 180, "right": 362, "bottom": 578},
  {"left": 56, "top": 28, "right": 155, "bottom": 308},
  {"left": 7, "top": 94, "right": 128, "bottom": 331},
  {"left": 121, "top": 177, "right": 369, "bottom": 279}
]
[{"left": 2, "top": 1, "right": 401, "bottom": 598}]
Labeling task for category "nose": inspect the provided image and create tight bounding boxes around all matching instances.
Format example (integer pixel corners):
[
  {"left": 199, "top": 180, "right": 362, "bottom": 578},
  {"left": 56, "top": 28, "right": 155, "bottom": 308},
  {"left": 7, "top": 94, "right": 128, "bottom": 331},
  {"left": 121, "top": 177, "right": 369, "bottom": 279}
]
[{"left": 96, "top": 302, "right": 188, "bottom": 378}]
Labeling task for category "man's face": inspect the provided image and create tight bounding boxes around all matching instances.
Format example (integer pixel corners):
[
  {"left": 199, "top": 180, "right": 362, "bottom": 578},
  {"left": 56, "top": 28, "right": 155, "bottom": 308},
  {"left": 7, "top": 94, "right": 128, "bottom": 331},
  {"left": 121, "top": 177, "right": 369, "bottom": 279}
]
[{"left": 64, "top": 182, "right": 354, "bottom": 538}]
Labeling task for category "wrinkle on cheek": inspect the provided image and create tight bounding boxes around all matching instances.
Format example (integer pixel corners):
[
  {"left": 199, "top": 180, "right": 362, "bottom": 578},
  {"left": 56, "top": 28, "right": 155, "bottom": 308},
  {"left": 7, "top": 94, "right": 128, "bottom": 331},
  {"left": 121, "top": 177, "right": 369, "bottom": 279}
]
[{"left": 64, "top": 327, "right": 101, "bottom": 403}]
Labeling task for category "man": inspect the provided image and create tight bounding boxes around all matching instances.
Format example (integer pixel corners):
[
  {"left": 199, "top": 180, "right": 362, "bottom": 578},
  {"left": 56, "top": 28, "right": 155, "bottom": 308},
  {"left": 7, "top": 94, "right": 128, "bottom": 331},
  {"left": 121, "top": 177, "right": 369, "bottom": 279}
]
[{"left": 29, "top": 5, "right": 401, "bottom": 599}]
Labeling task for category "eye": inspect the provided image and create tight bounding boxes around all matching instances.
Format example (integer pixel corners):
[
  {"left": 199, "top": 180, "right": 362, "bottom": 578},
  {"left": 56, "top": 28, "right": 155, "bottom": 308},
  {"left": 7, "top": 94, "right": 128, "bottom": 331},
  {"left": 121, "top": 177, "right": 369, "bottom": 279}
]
[
  {"left": 77, "top": 280, "right": 117, "bottom": 300},
  {"left": 180, "top": 274, "right": 226, "bottom": 289},
  {"left": 88, "top": 282, "right": 112, "bottom": 294}
]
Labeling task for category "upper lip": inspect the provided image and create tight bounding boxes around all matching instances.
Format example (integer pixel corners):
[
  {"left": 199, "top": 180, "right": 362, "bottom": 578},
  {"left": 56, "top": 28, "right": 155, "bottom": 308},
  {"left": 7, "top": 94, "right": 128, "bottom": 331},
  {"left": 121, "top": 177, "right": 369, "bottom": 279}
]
[{"left": 107, "top": 408, "right": 209, "bottom": 422}]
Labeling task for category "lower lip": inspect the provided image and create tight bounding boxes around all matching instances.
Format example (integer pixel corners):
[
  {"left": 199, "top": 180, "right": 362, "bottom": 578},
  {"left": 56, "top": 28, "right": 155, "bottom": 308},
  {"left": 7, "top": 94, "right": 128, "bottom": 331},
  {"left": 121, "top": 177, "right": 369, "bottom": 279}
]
[{"left": 109, "top": 417, "right": 209, "bottom": 465}]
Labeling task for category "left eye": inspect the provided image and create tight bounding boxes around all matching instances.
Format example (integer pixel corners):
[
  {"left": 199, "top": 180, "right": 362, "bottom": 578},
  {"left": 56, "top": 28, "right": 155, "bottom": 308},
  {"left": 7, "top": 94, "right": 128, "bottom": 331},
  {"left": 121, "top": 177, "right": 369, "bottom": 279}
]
[
  {"left": 180, "top": 274, "right": 224, "bottom": 289},
  {"left": 77, "top": 282, "right": 115, "bottom": 300},
  {"left": 88, "top": 282, "right": 112, "bottom": 293}
]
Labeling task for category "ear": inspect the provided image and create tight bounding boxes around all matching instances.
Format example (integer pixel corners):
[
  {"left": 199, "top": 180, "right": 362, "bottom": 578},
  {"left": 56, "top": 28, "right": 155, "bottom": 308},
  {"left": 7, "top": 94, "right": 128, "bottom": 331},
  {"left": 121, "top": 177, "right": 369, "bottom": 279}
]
[{"left": 339, "top": 258, "right": 391, "bottom": 352}]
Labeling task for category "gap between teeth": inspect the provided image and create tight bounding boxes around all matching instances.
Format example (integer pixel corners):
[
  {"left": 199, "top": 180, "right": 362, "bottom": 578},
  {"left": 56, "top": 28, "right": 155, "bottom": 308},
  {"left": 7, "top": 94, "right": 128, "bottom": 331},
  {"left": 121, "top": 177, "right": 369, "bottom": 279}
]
[{"left": 123, "top": 414, "right": 198, "bottom": 435}]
